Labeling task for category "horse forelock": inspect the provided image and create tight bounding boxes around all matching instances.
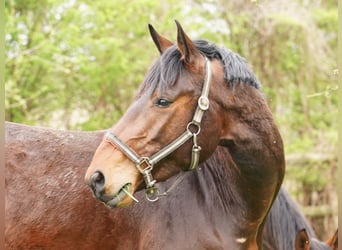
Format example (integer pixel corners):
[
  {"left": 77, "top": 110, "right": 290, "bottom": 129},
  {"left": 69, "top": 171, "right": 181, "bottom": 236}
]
[{"left": 137, "top": 40, "right": 261, "bottom": 97}]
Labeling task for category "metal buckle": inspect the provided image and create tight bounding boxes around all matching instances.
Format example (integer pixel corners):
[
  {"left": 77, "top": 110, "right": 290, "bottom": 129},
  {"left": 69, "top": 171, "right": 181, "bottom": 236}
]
[
  {"left": 143, "top": 167, "right": 159, "bottom": 202},
  {"left": 142, "top": 167, "right": 156, "bottom": 189},
  {"left": 136, "top": 157, "right": 152, "bottom": 173},
  {"left": 137, "top": 157, "right": 159, "bottom": 201}
]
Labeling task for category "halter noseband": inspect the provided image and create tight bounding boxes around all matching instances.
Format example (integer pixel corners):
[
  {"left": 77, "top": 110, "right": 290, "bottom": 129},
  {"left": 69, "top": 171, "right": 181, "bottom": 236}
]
[{"left": 105, "top": 57, "right": 212, "bottom": 202}]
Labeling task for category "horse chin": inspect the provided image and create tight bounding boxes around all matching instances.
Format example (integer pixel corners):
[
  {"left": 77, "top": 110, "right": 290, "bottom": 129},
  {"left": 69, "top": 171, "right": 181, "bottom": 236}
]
[
  {"left": 106, "top": 196, "right": 133, "bottom": 208},
  {"left": 104, "top": 183, "right": 136, "bottom": 208}
]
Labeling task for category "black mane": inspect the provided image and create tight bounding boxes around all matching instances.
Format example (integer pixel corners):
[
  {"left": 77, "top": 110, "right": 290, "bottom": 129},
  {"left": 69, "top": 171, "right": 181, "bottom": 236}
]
[
  {"left": 263, "top": 188, "right": 331, "bottom": 250},
  {"left": 137, "top": 40, "right": 261, "bottom": 96}
]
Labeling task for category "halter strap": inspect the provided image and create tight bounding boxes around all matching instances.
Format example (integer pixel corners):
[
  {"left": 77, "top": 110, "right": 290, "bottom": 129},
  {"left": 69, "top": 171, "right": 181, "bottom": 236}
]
[{"left": 105, "top": 56, "right": 212, "bottom": 201}]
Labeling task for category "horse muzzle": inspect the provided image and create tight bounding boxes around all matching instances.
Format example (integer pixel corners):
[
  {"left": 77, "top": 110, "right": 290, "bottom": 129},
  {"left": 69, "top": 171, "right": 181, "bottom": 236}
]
[{"left": 87, "top": 170, "right": 138, "bottom": 208}]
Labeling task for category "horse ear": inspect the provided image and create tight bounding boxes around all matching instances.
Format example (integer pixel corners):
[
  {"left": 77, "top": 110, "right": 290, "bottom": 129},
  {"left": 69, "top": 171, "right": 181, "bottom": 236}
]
[
  {"left": 295, "top": 229, "right": 310, "bottom": 250},
  {"left": 175, "top": 20, "right": 200, "bottom": 67},
  {"left": 326, "top": 229, "right": 338, "bottom": 250},
  {"left": 148, "top": 24, "right": 173, "bottom": 54}
]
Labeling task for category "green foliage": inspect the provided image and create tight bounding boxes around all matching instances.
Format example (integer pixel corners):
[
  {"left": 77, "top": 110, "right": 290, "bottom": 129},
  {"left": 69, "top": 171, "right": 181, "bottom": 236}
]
[
  {"left": 5, "top": 0, "right": 337, "bottom": 188},
  {"left": 5, "top": 0, "right": 185, "bottom": 129}
]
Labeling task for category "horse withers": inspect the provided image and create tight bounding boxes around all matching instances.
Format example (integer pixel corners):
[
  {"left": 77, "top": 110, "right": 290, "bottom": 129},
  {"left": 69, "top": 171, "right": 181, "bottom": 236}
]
[{"left": 85, "top": 21, "right": 285, "bottom": 249}]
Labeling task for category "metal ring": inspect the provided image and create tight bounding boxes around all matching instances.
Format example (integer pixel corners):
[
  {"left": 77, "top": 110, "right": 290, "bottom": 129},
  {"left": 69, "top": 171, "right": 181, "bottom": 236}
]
[
  {"left": 145, "top": 188, "right": 160, "bottom": 202},
  {"left": 187, "top": 122, "right": 201, "bottom": 136}
]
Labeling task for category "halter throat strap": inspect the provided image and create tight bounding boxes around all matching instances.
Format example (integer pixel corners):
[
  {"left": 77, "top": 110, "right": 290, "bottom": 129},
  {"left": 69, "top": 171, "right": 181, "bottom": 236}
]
[{"left": 105, "top": 56, "right": 212, "bottom": 201}]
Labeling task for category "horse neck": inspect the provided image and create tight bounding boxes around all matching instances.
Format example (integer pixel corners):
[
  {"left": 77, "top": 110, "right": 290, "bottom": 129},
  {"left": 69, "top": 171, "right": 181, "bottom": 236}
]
[
  {"left": 216, "top": 83, "right": 285, "bottom": 202},
  {"left": 201, "top": 82, "right": 286, "bottom": 248},
  {"left": 192, "top": 146, "right": 248, "bottom": 215}
]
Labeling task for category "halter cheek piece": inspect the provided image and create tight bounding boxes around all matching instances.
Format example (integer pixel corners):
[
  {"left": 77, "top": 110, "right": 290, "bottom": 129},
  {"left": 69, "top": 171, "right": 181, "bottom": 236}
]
[{"left": 105, "top": 57, "right": 212, "bottom": 202}]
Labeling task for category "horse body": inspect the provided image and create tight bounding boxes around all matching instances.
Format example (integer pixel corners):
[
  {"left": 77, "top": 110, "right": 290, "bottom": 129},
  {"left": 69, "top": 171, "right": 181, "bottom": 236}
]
[
  {"left": 5, "top": 123, "right": 110, "bottom": 249},
  {"left": 4, "top": 122, "right": 252, "bottom": 249},
  {"left": 5, "top": 122, "right": 336, "bottom": 249}
]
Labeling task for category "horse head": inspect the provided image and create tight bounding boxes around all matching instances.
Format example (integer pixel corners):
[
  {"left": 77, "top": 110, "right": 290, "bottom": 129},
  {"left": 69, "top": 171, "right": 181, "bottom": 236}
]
[
  {"left": 85, "top": 21, "right": 229, "bottom": 207},
  {"left": 295, "top": 228, "right": 338, "bottom": 250},
  {"left": 85, "top": 21, "right": 285, "bottom": 215}
]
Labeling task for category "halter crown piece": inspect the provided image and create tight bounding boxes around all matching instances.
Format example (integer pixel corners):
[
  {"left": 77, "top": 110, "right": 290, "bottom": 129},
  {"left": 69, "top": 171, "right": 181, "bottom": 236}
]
[{"left": 105, "top": 57, "right": 212, "bottom": 202}]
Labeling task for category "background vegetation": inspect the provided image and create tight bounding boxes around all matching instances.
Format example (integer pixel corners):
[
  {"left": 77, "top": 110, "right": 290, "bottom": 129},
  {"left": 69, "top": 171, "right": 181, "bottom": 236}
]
[{"left": 5, "top": 0, "right": 337, "bottom": 239}]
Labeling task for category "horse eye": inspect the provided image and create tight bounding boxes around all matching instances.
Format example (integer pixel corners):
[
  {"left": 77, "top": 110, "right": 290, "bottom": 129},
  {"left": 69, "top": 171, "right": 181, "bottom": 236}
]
[{"left": 154, "top": 98, "right": 172, "bottom": 108}]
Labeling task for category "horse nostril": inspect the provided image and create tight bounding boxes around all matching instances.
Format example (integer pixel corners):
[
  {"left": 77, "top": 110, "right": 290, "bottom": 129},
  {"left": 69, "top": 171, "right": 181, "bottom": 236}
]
[{"left": 90, "top": 171, "right": 105, "bottom": 194}]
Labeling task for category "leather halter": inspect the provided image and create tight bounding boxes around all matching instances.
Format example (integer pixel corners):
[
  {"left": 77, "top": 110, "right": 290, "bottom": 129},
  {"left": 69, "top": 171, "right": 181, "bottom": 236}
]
[{"left": 105, "top": 57, "right": 212, "bottom": 202}]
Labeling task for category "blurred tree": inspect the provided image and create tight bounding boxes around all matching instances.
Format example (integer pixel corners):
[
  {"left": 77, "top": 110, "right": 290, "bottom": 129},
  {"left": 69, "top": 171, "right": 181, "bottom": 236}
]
[{"left": 5, "top": 0, "right": 185, "bottom": 129}]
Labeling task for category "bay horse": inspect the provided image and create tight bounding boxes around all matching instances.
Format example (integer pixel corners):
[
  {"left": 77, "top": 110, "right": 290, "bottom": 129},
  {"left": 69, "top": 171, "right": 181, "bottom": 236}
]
[
  {"left": 5, "top": 122, "right": 337, "bottom": 249},
  {"left": 84, "top": 21, "right": 285, "bottom": 249}
]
